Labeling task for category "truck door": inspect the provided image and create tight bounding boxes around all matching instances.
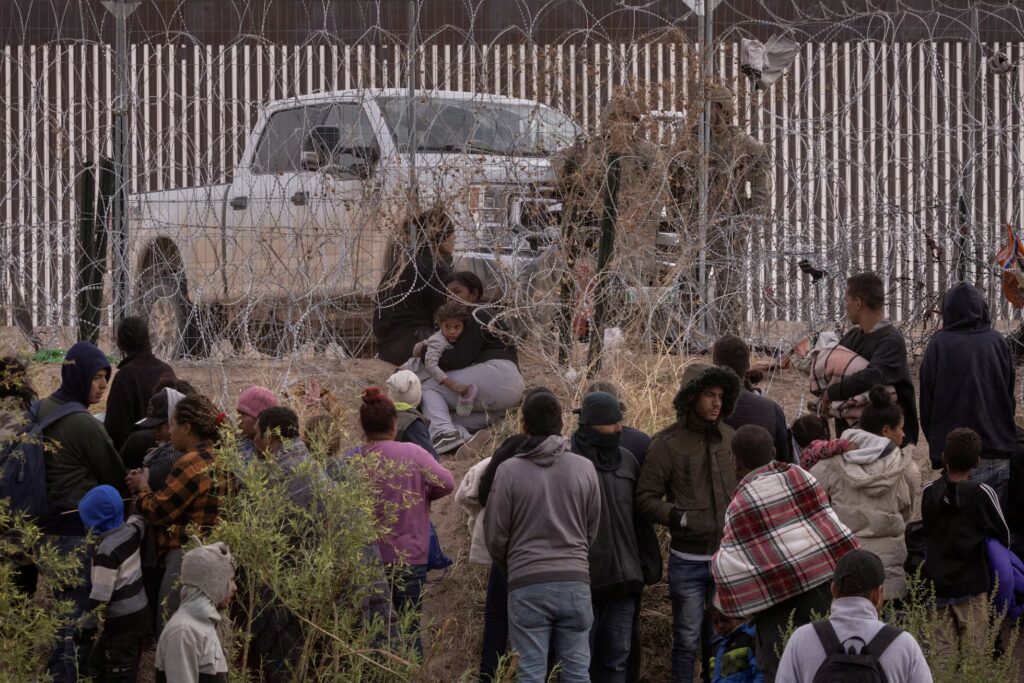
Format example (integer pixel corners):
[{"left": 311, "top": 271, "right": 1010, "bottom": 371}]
[
  {"left": 224, "top": 103, "right": 331, "bottom": 301},
  {"left": 303, "top": 101, "right": 385, "bottom": 299}
]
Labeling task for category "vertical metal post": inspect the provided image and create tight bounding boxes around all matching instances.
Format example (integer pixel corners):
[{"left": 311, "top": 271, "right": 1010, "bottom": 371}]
[
  {"left": 957, "top": 1, "right": 980, "bottom": 283},
  {"left": 407, "top": 0, "right": 419, "bottom": 245},
  {"left": 696, "top": 0, "right": 715, "bottom": 336},
  {"left": 586, "top": 152, "right": 622, "bottom": 373},
  {"left": 102, "top": 1, "right": 140, "bottom": 322}
]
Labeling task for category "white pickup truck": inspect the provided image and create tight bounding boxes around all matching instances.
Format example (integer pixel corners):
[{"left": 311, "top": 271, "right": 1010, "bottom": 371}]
[{"left": 128, "top": 89, "right": 578, "bottom": 357}]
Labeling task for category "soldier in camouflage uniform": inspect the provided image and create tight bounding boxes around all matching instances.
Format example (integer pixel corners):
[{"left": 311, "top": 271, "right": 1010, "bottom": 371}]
[
  {"left": 557, "top": 92, "right": 668, "bottom": 346},
  {"left": 669, "top": 81, "right": 771, "bottom": 336}
]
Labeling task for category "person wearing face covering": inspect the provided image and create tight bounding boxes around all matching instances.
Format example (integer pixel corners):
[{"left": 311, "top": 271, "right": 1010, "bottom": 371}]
[
  {"left": 570, "top": 392, "right": 660, "bottom": 683},
  {"left": 36, "top": 341, "right": 128, "bottom": 682}
]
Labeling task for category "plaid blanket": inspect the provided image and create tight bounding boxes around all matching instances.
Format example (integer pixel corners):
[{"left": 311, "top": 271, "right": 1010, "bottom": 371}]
[
  {"left": 809, "top": 344, "right": 895, "bottom": 423},
  {"left": 711, "top": 461, "right": 859, "bottom": 617}
]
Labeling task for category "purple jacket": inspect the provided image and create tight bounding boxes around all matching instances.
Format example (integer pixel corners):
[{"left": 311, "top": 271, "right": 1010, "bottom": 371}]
[
  {"left": 986, "top": 538, "right": 1024, "bottom": 621},
  {"left": 353, "top": 440, "right": 455, "bottom": 565}
]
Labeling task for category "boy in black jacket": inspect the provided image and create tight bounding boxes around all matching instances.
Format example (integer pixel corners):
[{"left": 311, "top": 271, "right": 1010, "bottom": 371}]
[{"left": 922, "top": 427, "right": 1010, "bottom": 660}]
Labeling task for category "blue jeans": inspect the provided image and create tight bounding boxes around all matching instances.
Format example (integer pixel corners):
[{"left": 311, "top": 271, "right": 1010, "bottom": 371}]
[
  {"left": 388, "top": 564, "right": 428, "bottom": 658},
  {"left": 970, "top": 458, "right": 1010, "bottom": 513},
  {"left": 668, "top": 555, "right": 714, "bottom": 683},
  {"left": 590, "top": 596, "right": 637, "bottom": 683},
  {"left": 47, "top": 535, "right": 92, "bottom": 683},
  {"left": 508, "top": 581, "right": 593, "bottom": 683}
]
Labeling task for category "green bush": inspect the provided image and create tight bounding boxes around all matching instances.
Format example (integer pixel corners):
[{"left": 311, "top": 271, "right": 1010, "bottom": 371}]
[
  {"left": 209, "top": 427, "right": 422, "bottom": 682},
  {"left": 0, "top": 496, "right": 83, "bottom": 679}
]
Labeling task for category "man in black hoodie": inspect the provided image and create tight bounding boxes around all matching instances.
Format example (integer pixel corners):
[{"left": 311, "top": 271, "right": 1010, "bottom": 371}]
[
  {"left": 920, "top": 283, "right": 1017, "bottom": 506},
  {"left": 570, "top": 392, "right": 659, "bottom": 683},
  {"left": 826, "top": 272, "right": 919, "bottom": 446}
]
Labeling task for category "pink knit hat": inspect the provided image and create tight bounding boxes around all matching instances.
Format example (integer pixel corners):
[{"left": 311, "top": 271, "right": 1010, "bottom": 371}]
[{"left": 236, "top": 386, "right": 278, "bottom": 418}]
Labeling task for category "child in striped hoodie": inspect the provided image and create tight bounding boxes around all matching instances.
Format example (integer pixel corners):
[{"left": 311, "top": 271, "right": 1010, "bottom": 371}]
[{"left": 78, "top": 484, "right": 150, "bottom": 682}]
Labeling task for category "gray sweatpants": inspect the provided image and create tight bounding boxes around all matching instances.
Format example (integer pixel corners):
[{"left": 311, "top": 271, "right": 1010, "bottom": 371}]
[{"left": 420, "top": 359, "right": 525, "bottom": 440}]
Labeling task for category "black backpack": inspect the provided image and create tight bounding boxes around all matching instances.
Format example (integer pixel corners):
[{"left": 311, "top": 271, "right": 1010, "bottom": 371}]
[
  {"left": 811, "top": 620, "right": 902, "bottom": 683},
  {"left": 0, "top": 400, "right": 87, "bottom": 521}
]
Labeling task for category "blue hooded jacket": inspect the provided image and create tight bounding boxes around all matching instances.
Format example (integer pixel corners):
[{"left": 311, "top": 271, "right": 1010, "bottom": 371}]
[
  {"left": 53, "top": 341, "right": 112, "bottom": 406},
  {"left": 78, "top": 484, "right": 125, "bottom": 534},
  {"left": 920, "top": 284, "right": 1017, "bottom": 467}
]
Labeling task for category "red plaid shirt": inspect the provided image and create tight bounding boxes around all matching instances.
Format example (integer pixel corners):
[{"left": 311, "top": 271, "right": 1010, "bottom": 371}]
[
  {"left": 137, "top": 447, "right": 221, "bottom": 557},
  {"left": 711, "top": 461, "right": 859, "bottom": 617}
]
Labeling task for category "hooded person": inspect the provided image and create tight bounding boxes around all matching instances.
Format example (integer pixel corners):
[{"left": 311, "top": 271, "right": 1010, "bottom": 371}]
[
  {"left": 570, "top": 392, "right": 660, "bottom": 683},
  {"left": 78, "top": 485, "right": 151, "bottom": 682},
  {"left": 920, "top": 283, "right": 1017, "bottom": 502},
  {"left": 42, "top": 341, "right": 127, "bottom": 529},
  {"left": 37, "top": 342, "right": 128, "bottom": 682},
  {"left": 809, "top": 387, "right": 919, "bottom": 600},
  {"left": 483, "top": 390, "right": 602, "bottom": 683},
  {"left": 104, "top": 316, "right": 175, "bottom": 451},
  {"left": 155, "top": 542, "right": 236, "bottom": 683},
  {"left": 635, "top": 362, "right": 741, "bottom": 683}
]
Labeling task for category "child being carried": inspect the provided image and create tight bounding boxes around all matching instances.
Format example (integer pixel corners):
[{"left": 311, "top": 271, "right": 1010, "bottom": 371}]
[{"left": 403, "top": 301, "right": 478, "bottom": 415}]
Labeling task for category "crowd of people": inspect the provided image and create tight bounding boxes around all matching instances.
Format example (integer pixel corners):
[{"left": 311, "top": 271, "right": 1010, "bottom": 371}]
[{"left": 1, "top": 268, "right": 1023, "bottom": 682}]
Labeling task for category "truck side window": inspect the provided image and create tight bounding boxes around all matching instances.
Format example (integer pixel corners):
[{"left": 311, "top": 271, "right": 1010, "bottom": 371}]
[
  {"left": 252, "top": 105, "right": 330, "bottom": 174},
  {"left": 322, "top": 104, "right": 379, "bottom": 168}
]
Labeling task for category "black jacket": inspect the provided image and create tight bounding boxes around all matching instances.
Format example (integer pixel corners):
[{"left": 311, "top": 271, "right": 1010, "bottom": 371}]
[
  {"left": 922, "top": 474, "right": 1010, "bottom": 599},
  {"left": 725, "top": 389, "right": 792, "bottom": 463},
  {"left": 920, "top": 284, "right": 1017, "bottom": 467},
  {"left": 570, "top": 442, "right": 661, "bottom": 600},
  {"left": 372, "top": 251, "right": 453, "bottom": 365},
  {"left": 103, "top": 350, "right": 174, "bottom": 450},
  {"left": 438, "top": 306, "right": 518, "bottom": 370},
  {"left": 119, "top": 428, "right": 157, "bottom": 471},
  {"left": 828, "top": 322, "right": 919, "bottom": 445}
]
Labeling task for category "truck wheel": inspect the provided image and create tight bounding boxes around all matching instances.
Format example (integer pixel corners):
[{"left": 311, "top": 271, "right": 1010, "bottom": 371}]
[{"left": 144, "top": 276, "right": 209, "bottom": 360}]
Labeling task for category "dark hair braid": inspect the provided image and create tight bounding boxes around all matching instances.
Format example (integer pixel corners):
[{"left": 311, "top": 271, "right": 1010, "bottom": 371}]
[{"left": 173, "top": 393, "right": 222, "bottom": 441}]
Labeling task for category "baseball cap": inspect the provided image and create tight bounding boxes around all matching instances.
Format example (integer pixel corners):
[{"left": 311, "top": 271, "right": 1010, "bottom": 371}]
[
  {"left": 135, "top": 387, "right": 186, "bottom": 429},
  {"left": 833, "top": 549, "right": 886, "bottom": 595}
]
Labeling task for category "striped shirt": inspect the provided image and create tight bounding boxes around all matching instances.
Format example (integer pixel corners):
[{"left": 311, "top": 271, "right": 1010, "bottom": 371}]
[
  {"left": 137, "top": 447, "right": 221, "bottom": 557},
  {"left": 88, "top": 515, "right": 148, "bottom": 618}
]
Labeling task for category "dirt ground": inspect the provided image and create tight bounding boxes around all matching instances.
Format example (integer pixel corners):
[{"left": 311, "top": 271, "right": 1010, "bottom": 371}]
[{"left": 0, "top": 325, "right": 963, "bottom": 681}]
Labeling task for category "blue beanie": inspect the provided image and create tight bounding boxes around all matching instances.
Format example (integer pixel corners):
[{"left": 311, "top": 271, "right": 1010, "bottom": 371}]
[{"left": 78, "top": 485, "right": 124, "bottom": 534}]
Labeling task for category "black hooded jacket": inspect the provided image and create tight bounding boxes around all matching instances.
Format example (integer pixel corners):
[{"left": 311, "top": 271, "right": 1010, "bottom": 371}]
[{"left": 920, "top": 284, "right": 1017, "bottom": 467}]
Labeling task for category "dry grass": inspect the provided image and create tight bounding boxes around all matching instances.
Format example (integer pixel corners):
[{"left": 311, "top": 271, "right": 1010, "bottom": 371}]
[{"left": 24, "top": 326, "right": 1024, "bottom": 680}]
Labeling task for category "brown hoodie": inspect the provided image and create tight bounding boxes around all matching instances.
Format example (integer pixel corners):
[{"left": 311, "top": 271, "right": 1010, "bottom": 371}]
[{"left": 483, "top": 435, "right": 601, "bottom": 590}]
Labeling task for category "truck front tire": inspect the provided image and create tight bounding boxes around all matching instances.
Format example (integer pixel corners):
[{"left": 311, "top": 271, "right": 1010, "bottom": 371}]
[{"left": 142, "top": 275, "right": 209, "bottom": 360}]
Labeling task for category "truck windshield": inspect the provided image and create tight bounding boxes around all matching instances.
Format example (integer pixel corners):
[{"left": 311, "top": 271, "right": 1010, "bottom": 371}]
[{"left": 376, "top": 96, "right": 578, "bottom": 156}]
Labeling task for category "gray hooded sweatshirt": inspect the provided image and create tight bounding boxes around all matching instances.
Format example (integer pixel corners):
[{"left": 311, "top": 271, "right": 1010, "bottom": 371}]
[
  {"left": 776, "top": 596, "right": 932, "bottom": 683},
  {"left": 484, "top": 435, "right": 601, "bottom": 590}
]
